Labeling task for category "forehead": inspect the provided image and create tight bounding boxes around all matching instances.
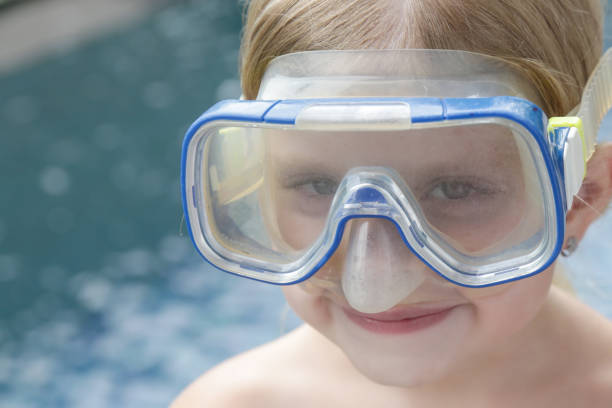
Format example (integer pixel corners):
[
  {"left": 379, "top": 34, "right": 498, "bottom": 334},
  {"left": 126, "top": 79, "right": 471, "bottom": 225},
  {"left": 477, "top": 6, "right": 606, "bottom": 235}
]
[
  {"left": 266, "top": 123, "right": 523, "bottom": 175},
  {"left": 257, "top": 49, "right": 542, "bottom": 105}
]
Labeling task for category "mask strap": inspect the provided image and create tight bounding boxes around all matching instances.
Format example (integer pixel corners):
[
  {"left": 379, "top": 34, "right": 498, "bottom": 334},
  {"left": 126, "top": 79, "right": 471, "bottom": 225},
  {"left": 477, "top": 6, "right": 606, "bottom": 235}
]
[
  {"left": 577, "top": 48, "right": 612, "bottom": 160},
  {"left": 548, "top": 49, "right": 612, "bottom": 205}
]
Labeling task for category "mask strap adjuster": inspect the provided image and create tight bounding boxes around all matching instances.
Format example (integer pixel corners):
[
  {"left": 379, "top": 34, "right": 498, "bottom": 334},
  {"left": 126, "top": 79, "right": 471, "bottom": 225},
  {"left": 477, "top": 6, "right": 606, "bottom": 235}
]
[{"left": 547, "top": 117, "right": 586, "bottom": 209}]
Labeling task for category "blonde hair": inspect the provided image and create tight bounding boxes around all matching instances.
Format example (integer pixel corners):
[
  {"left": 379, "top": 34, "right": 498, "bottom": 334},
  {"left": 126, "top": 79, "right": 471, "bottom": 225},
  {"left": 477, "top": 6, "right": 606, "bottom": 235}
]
[{"left": 240, "top": 0, "right": 603, "bottom": 116}]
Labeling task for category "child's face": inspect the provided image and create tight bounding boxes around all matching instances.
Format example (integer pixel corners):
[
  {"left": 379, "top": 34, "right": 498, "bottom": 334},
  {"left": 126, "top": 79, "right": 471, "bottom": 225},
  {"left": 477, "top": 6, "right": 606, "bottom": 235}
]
[{"left": 265, "top": 125, "right": 555, "bottom": 385}]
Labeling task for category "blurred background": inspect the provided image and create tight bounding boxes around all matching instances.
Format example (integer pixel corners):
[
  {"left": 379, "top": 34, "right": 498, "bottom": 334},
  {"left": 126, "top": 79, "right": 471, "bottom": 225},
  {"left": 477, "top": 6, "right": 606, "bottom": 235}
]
[{"left": 0, "top": 0, "right": 610, "bottom": 406}]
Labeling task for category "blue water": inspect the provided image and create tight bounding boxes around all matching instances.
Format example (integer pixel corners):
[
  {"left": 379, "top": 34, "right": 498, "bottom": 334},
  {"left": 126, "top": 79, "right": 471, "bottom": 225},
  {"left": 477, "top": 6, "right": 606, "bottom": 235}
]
[
  {"left": 0, "top": 2, "right": 299, "bottom": 407},
  {"left": 0, "top": 1, "right": 611, "bottom": 407}
]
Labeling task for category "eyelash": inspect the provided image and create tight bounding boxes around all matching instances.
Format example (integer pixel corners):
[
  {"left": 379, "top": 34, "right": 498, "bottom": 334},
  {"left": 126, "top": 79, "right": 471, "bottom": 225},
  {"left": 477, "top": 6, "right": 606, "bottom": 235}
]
[
  {"left": 283, "top": 175, "right": 500, "bottom": 203},
  {"left": 425, "top": 178, "right": 499, "bottom": 201},
  {"left": 284, "top": 176, "right": 339, "bottom": 197},
  {"left": 295, "top": 179, "right": 337, "bottom": 196}
]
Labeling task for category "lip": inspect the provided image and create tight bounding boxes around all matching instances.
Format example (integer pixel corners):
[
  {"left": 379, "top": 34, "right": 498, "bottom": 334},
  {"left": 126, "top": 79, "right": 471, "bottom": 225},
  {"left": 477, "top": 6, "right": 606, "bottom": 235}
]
[{"left": 342, "top": 304, "right": 458, "bottom": 335}]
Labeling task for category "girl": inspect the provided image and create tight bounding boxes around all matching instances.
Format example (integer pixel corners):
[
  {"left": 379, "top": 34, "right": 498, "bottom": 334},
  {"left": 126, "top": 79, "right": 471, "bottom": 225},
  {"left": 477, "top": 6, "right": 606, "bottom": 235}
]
[{"left": 174, "top": 0, "right": 612, "bottom": 406}]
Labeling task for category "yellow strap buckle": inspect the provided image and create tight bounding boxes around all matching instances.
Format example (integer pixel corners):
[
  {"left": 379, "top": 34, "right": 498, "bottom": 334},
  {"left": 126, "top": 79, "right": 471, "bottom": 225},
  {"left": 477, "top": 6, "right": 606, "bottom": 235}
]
[{"left": 547, "top": 116, "right": 587, "bottom": 173}]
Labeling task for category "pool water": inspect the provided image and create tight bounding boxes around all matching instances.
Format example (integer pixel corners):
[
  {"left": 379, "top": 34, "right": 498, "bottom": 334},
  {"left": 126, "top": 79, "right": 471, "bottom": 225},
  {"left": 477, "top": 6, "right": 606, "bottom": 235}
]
[{"left": 0, "top": 1, "right": 611, "bottom": 406}]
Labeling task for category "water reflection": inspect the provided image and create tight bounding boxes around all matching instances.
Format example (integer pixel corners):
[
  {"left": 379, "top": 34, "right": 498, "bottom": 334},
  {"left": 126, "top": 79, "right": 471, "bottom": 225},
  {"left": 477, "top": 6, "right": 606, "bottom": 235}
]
[
  {"left": 3, "top": 95, "right": 38, "bottom": 125},
  {"left": 0, "top": 219, "right": 6, "bottom": 245},
  {"left": 0, "top": 255, "right": 19, "bottom": 282},
  {"left": 92, "top": 123, "right": 123, "bottom": 151},
  {"left": 142, "top": 81, "right": 176, "bottom": 110},
  {"left": 39, "top": 166, "right": 71, "bottom": 196},
  {"left": 0, "top": 1, "right": 299, "bottom": 406},
  {"left": 46, "top": 207, "right": 76, "bottom": 235}
]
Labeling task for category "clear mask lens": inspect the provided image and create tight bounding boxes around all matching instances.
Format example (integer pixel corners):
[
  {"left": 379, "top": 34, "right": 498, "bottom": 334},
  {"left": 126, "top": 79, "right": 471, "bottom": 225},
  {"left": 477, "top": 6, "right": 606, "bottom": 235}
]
[{"left": 193, "top": 120, "right": 551, "bottom": 286}]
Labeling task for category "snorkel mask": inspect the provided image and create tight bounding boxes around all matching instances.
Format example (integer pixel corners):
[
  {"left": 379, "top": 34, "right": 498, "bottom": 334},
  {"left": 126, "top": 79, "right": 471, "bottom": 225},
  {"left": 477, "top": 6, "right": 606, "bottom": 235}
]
[{"left": 181, "top": 49, "right": 612, "bottom": 313}]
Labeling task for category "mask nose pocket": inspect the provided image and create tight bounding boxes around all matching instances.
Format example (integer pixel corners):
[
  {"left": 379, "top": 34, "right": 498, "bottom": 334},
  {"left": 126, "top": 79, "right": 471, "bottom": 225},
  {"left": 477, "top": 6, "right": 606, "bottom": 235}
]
[{"left": 340, "top": 218, "right": 426, "bottom": 313}]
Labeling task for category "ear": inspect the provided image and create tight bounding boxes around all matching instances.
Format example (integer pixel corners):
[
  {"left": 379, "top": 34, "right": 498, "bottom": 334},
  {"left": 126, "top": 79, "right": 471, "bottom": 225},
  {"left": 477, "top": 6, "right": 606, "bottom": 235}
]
[{"left": 564, "top": 142, "right": 612, "bottom": 245}]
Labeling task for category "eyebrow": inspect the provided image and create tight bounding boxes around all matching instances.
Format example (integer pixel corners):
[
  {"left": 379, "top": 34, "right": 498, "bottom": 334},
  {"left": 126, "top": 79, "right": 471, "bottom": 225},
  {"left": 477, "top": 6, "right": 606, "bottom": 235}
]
[{"left": 271, "top": 158, "right": 343, "bottom": 181}]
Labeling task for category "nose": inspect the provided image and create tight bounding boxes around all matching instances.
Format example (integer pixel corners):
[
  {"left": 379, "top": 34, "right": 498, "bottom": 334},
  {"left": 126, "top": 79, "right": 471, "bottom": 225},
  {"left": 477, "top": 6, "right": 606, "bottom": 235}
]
[
  {"left": 303, "top": 217, "right": 428, "bottom": 313},
  {"left": 339, "top": 218, "right": 426, "bottom": 313}
]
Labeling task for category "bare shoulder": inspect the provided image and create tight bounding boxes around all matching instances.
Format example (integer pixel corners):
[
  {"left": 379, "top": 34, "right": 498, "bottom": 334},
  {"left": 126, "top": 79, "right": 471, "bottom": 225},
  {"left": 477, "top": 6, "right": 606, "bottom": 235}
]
[
  {"left": 552, "top": 289, "right": 612, "bottom": 406},
  {"left": 563, "top": 357, "right": 612, "bottom": 407},
  {"left": 170, "top": 325, "right": 335, "bottom": 408},
  {"left": 584, "top": 342, "right": 612, "bottom": 406},
  {"left": 169, "top": 353, "right": 272, "bottom": 408}
]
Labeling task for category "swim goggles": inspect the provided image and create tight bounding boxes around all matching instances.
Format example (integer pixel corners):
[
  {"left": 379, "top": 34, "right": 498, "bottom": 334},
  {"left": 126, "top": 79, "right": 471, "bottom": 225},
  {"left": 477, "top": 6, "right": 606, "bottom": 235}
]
[{"left": 181, "top": 49, "right": 612, "bottom": 302}]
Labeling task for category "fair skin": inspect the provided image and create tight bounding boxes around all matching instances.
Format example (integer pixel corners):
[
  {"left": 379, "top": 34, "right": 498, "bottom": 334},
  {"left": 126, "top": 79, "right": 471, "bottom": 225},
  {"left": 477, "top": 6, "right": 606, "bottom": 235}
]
[
  {"left": 267, "top": 125, "right": 530, "bottom": 256},
  {"left": 173, "top": 132, "right": 612, "bottom": 407}
]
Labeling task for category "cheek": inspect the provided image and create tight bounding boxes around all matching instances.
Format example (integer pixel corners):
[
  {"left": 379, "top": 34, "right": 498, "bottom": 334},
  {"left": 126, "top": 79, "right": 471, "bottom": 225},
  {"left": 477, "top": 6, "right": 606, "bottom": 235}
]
[
  {"left": 276, "top": 206, "right": 325, "bottom": 250},
  {"left": 282, "top": 284, "right": 334, "bottom": 332},
  {"left": 266, "top": 182, "right": 327, "bottom": 251},
  {"left": 457, "top": 267, "right": 554, "bottom": 341}
]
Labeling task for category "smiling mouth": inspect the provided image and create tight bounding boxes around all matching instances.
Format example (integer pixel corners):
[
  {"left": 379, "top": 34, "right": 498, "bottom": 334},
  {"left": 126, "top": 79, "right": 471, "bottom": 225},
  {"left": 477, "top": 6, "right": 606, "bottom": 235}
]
[{"left": 342, "top": 305, "right": 458, "bottom": 334}]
